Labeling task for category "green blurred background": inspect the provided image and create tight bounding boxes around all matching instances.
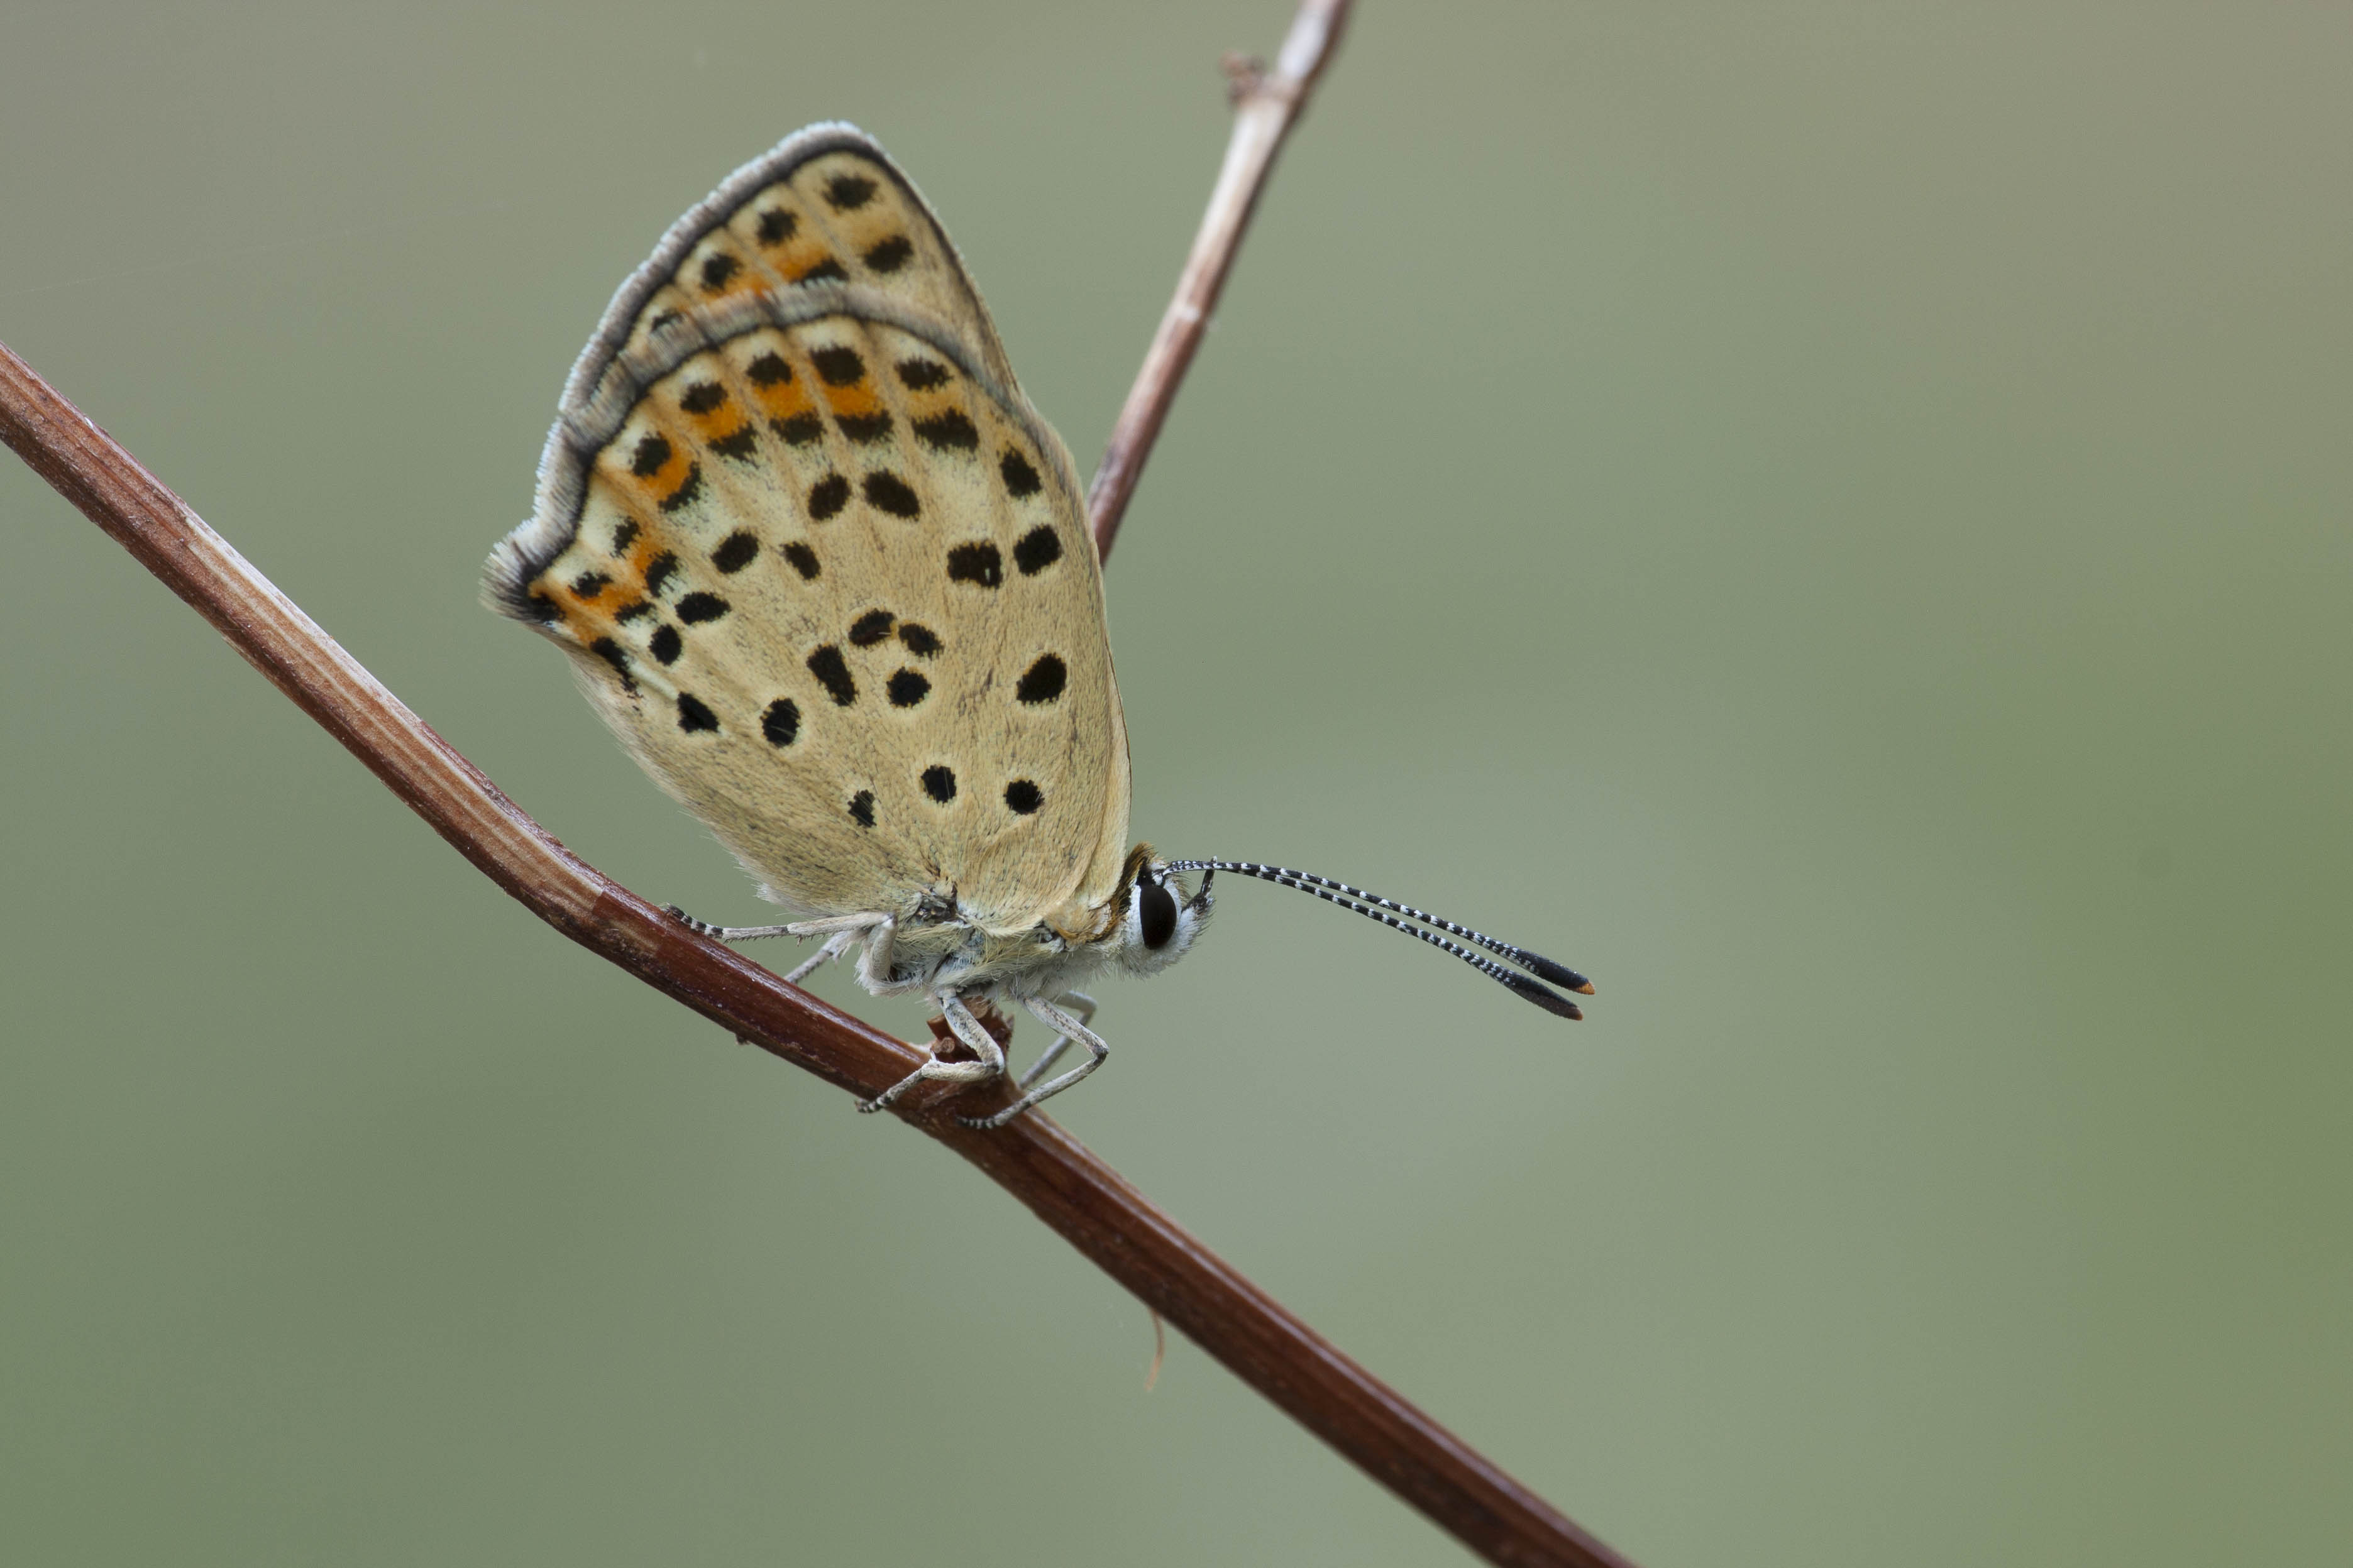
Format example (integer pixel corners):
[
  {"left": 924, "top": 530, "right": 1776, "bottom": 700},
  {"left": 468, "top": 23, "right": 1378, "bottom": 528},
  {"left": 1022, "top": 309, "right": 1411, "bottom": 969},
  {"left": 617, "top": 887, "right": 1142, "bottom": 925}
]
[{"left": 5, "top": 3, "right": 2347, "bottom": 1563}]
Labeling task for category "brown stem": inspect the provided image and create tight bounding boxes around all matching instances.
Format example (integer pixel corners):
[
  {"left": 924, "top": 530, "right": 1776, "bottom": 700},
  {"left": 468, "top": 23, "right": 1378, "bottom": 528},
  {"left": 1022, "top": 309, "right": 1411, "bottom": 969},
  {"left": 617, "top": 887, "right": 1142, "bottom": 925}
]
[
  {"left": 2, "top": 10, "right": 1634, "bottom": 1564},
  {"left": 1088, "top": 0, "right": 1354, "bottom": 564}
]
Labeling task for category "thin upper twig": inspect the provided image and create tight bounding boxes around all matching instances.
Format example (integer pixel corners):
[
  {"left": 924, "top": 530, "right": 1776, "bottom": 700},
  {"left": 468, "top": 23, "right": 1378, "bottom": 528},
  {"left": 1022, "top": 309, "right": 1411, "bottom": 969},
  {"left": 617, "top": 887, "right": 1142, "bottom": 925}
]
[
  {"left": 1088, "top": 0, "right": 1352, "bottom": 564},
  {"left": 2, "top": 6, "right": 1634, "bottom": 1565}
]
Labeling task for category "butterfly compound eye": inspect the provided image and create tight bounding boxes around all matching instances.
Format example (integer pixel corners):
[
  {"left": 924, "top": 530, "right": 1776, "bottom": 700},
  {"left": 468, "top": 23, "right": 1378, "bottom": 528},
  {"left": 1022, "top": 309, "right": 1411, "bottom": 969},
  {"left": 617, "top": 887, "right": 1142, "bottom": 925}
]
[{"left": 1137, "top": 879, "right": 1179, "bottom": 950}]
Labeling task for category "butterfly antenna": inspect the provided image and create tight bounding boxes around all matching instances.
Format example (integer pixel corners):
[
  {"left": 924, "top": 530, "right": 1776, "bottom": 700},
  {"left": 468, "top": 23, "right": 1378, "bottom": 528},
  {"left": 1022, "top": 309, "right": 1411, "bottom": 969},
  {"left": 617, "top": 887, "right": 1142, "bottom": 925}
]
[{"left": 1164, "top": 860, "right": 1592, "bottom": 1021}]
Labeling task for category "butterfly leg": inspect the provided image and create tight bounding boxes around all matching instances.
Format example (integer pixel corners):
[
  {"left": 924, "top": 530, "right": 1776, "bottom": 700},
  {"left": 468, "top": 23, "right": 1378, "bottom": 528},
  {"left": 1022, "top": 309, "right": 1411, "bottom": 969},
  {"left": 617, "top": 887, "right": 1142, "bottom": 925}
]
[
  {"left": 665, "top": 909, "right": 874, "bottom": 984},
  {"left": 857, "top": 990, "right": 1005, "bottom": 1116},
  {"left": 957, "top": 994, "right": 1108, "bottom": 1129},
  {"left": 662, "top": 906, "right": 798, "bottom": 941},
  {"left": 844, "top": 915, "right": 901, "bottom": 992},
  {"left": 780, "top": 927, "right": 859, "bottom": 985},
  {"left": 1015, "top": 991, "right": 1098, "bottom": 1090},
  {"left": 745, "top": 912, "right": 898, "bottom": 985}
]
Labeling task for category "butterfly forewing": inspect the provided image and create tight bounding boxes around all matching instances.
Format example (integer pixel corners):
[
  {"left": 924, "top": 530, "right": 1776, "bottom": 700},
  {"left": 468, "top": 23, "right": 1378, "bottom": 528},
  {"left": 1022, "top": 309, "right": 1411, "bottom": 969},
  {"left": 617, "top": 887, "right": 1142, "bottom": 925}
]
[
  {"left": 490, "top": 128, "right": 1129, "bottom": 936},
  {"left": 573, "top": 132, "right": 1019, "bottom": 420}
]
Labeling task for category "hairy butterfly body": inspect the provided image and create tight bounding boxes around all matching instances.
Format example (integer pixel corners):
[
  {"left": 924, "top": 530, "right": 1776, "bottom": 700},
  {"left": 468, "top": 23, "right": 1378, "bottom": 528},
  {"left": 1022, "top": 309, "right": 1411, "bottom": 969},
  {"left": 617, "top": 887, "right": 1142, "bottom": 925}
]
[{"left": 488, "top": 125, "right": 1588, "bottom": 1128}]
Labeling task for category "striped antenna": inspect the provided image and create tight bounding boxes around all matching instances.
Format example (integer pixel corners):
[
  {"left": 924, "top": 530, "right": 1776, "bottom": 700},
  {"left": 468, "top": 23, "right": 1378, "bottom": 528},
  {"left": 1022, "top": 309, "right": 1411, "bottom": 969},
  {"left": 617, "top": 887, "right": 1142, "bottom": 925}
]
[{"left": 1165, "top": 860, "right": 1592, "bottom": 1021}]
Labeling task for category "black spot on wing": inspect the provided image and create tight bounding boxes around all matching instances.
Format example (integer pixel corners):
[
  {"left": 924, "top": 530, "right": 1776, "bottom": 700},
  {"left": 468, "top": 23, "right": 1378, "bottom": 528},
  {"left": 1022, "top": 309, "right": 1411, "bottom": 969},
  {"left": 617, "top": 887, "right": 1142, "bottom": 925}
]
[
  {"left": 614, "top": 599, "right": 653, "bottom": 623},
  {"left": 913, "top": 411, "right": 977, "bottom": 451},
  {"left": 862, "top": 235, "right": 913, "bottom": 273},
  {"left": 708, "top": 425, "right": 758, "bottom": 461},
  {"left": 898, "top": 622, "right": 942, "bottom": 656},
  {"left": 1015, "top": 654, "right": 1067, "bottom": 705},
  {"left": 631, "top": 434, "right": 672, "bottom": 478},
  {"left": 849, "top": 609, "right": 895, "bottom": 647},
  {"left": 747, "top": 352, "right": 792, "bottom": 386},
  {"left": 807, "top": 644, "right": 856, "bottom": 706},
  {"left": 571, "top": 571, "right": 610, "bottom": 598},
  {"left": 644, "top": 551, "right": 680, "bottom": 598},
  {"left": 773, "top": 412, "right": 823, "bottom": 446},
  {"left": 863, "top": 471, "right": 920, "bottom": 518},
  {"left": 1000, "top": 448, "right": 1042, "bottom": 497},
  {"left": 946, "top": 542, "right": 1002, "bottom": 588},
  {"left": 709, "top": 532, "right": 758, "bottom": 574},
  {"left": 808, "top": 474, "right": 850, "bottom": 520},
  {"left": 680, "top": 381, "right": 727, "bottom": 414},
  {"left": 781, "top": 542, "right": 822, "bottom": 579},
  {"left": 649, "top": 625, "right": 682, "bottom": 666},
  {"left": 812, "top": 346, "right": 865, "bottom": 386},
  {"left": 921, "top": 765, "right": 956, "bottom": 803},
  {"left": 698, "top": 253, "right": 740, "bottom": 293},
  {"left": 825, "top": 173, "right": 878, "bottom": 211},
  {"left": 1003, "top": 780, "right": 1044, "bottom": 815},
  {"left": 762, "top": 698, "right": 799, "bottom": 746},
  {"left": 896, "top": 358, "right": 951, "bottom": 390},
  {"left": 756, "top": 208, "right": 797, "bottom": 246},
  {"left": 796, "top": 256, "right": 848, "bottom": 283},
  {"left": 675, "top": 592, "right": 729, "bottom": 625},
  {"left": 676, "top": 692, "right": 720, "bottom": 732},
  {"left": 886, "top": 669, "right": 930, "bottom": 708},
  {"left": 611, "top": 519, "right": 639, "bottom": 553},
  {"left": 1013, "top": 526, "right": 1062, "bottom": 575},
  {"left": 837, "top": 412, "right": 892, "bottom": 443},
  {"left": 847, "top": 789, "right": 876, "bottom": 828}
]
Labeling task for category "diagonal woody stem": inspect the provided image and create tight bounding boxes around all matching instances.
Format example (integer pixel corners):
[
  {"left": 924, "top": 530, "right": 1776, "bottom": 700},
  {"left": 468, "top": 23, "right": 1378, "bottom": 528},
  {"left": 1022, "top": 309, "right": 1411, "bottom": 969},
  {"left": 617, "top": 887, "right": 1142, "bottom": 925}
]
[
  {"left": 1088, "top": 0, "right": 1353, "bottom": 564},
  {"left": 1, "top": 8, "right": 1633, "bottom": 1566}
]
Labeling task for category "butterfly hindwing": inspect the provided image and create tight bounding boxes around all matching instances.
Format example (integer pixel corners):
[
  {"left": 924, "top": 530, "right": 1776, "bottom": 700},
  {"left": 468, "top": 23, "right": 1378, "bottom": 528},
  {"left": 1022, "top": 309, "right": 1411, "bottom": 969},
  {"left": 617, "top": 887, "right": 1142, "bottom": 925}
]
[{"left": 488, "top": 128, "right": 1129, "bottom": 935}]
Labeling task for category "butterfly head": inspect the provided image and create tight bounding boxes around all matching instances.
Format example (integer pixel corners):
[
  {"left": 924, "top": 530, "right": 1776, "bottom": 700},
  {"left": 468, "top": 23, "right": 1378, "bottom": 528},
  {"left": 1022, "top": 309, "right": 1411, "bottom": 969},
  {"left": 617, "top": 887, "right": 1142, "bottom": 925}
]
[{"left": 1092, "top": 844, "right": 1214, "bottom": 979}]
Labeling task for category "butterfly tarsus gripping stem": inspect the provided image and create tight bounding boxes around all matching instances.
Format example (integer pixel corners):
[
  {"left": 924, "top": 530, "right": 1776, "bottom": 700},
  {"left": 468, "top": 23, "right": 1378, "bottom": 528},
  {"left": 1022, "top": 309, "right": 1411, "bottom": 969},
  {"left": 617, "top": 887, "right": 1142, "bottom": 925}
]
[
  {"left": 957, "top": 993, "right": 1109, "bottom": 1130},
  {"left": 861, "top": 992, "right": 1005, "bottom": 1116}
]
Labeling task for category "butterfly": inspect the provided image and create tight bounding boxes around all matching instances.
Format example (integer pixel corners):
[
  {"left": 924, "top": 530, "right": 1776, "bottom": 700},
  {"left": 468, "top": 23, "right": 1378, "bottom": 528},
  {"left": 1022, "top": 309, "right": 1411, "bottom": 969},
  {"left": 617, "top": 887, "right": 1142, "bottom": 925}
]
[{"left": 485, "top": 124, "right": 1591, "bottom": 1128}]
